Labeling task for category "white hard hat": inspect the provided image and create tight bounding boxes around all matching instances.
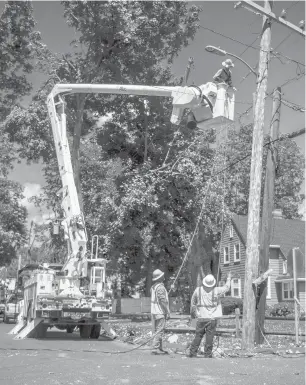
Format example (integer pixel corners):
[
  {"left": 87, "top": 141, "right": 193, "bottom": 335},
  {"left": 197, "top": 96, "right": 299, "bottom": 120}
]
[
  {"left": 202, "top": 274, "right": 216, "bottom": 288},
  {"left": 152, "top": 269, "right": 164, "bottom": 282}
]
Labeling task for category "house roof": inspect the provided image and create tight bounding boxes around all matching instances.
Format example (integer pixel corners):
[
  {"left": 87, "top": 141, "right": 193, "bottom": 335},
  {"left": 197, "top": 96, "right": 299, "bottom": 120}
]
[{"left": 231, "top": 214, "right": 305, "bottom": 258}]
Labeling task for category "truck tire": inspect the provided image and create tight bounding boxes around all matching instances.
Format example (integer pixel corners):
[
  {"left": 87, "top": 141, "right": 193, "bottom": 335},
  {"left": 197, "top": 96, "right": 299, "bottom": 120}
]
[
  {"left": 3, "top": 316, "right": 9, "bottom": 324},
  {"left": 90, "top": 324, "right": 101, "bottom": 339},
  {"left": 67, "top": 326, "right": 75, "bottom": 334},
  {"left": 79, "top": 324, "right": 91, "bottom": 339}
]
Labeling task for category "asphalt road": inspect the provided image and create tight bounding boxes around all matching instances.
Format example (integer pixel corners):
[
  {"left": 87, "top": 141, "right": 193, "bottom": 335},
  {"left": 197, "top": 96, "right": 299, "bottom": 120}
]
[{"left": 0, "top": 322, "right": 304, "bottom": 385}]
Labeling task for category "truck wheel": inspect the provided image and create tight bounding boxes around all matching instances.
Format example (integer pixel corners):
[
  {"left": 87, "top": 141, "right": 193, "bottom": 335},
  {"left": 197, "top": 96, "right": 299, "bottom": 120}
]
[
  {"left": 79, "top": 324, "right": 91, "bottom": 339},
  {"left": 67, "top": 326, "right": 75, "bottom": 334},
  {"left": 90, "top": 324, "right": 101, "bottom": 339},
  {"left": 3, "top": 316, "right": 9, "bottom": 324}
]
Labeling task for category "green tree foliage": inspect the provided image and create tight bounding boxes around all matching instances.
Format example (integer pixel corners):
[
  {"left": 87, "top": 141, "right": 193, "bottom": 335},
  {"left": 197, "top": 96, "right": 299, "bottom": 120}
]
[
  {"left": 0, "top": 105, "right": 27, "bottom": 270},
  {"left": 225, "top": 124, "right": 305, "bottom": 219},
  {"left": 0, "top": 177, "right": 27, "bottom": 267},
  {"left": 28, "top": 222, "right": 67, "bottom": 265},
  {"left": 0, "top": 1, "right": 46, "bottom": 267},
  {"left": 0, "top": 1, "right": 45, "bottom": 119}
]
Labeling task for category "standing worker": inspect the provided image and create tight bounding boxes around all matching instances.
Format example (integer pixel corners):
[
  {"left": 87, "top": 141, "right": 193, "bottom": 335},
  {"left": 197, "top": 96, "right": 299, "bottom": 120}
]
[
  {"left": 187, "top": 272, "right": 232, "bottom": 358},
  {"left": 213, "top": 59, "right": 237, "bottom": 91},
  {"left": 151, "top": 269, "right": 171, "bottom": 355}
]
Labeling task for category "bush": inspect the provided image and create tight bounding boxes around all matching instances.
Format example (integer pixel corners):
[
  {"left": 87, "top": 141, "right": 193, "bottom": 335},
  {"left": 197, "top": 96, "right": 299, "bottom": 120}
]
[
  {"left": 221, "top": 296, "right": 243, "bottom": 315},
  {"left": 269, "top": 302, "right": 297, "bottom": 317}
]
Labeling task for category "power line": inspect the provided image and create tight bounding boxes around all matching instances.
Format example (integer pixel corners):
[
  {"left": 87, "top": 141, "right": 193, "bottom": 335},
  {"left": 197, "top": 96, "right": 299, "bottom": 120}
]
[
  {"left": 199, "top": 25, "right": 260, "bottom": 51},
  {"left": 281, "top": 99, "right": 305, "bottom": 112},
  {"left": 283, "top": 0, "right": 301, "bottom": 13},
  {"left": 199, "top": 22, "right": 305, "bottom": 69},
  {"left": 212, "top": 128, "right": 305, "bottom": 178}
]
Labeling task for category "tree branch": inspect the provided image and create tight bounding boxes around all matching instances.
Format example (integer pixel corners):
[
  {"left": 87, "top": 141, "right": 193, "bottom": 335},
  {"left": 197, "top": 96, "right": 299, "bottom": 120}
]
[{"left": 280, "top": 128, "right": 305, "bottom": 140}]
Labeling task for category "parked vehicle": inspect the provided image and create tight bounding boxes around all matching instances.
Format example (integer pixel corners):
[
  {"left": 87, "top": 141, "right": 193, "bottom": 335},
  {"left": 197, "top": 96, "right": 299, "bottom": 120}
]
[
  {"left": 4, "top": 294, "right": 22, "bottom": 323},
  {"left": 0, "top": 302, "right": 5, "bottom": 321}
]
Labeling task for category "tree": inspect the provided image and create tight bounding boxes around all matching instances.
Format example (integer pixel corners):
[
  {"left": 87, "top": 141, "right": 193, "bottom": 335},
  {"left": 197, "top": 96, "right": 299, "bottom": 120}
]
[
  {"left": 0, "top": 1, "right": 45, "bottom": 119},
  {"left": 0, "top": 178, "right": 27, "bottom": 267},
  {"left": 225, "top": 124, "right": 305, "bottom": 219},
  {"left": 0, "top": 1, "right": 45, "bottom": 268},
  {"left": 4, "top": 1, "right": 203, "bottom": 294}
]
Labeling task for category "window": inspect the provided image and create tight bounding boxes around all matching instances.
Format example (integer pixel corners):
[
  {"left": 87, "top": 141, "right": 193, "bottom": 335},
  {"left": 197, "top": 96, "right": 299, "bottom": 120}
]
[
  {"left": 266, "top": 276, "right": 271, "bottom": 299},
  {"left": 231, "top": 278, "right": 241, "bottom": 298},
  {"left": 229, "top": 225, "right": 234, "bottom": 239},
  {"left": 234, "top": 243, "right": 240, "bottom": 262},
  {"left": 282, "top": 282, "right": 294, "bottom": 300},
  {"left": 282, "top": 260, "right": 287, "bottom": 275},
  {"left": 224, "top": 246, "right": 229, "bottom": 264}
]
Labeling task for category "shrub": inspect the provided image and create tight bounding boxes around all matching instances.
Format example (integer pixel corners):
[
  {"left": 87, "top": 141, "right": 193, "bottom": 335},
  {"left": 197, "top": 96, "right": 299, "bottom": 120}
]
[
  {"left": 269, "top": 302, "right": 294, "bottom": 317},
  {"left": 221, "top": 296, "right": 243, "bottom": 315},
  {"left": 268, "top": 302, "right": 305, "bottom": 318}
]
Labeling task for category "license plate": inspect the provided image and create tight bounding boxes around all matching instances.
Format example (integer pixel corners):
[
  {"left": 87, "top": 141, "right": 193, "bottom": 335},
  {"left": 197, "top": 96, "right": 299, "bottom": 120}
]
[{"left": 63, "top": 312, "right": 90, "bottom": 319}]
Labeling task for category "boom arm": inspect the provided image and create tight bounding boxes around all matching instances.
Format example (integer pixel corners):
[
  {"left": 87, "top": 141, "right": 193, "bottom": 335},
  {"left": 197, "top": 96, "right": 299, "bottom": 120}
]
[{"left": 46, "top": 82, "right": 235, "bottom": 279}]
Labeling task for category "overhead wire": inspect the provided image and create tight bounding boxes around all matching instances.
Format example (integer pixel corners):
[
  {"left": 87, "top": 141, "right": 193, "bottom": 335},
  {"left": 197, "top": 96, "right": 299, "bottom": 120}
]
[{"left": 281, "top": 98, "right": 305, "bottom": 112}]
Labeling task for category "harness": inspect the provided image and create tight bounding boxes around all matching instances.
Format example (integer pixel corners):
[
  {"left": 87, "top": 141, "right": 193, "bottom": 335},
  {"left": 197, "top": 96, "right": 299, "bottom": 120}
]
[{"left": 151, "top": 283, "right": 164, "bottom": 313}]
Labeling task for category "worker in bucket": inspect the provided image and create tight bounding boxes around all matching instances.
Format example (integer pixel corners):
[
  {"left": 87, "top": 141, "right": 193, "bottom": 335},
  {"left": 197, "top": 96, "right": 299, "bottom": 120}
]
[
  {"left": 151, "top": 269, "right": 171, "bottom": 355},
  {"left": 213, "top": 59, "right": 237, "bottom": 91},
  {"left": 187, "top": 271, "right": 232, "bottom": 358}
]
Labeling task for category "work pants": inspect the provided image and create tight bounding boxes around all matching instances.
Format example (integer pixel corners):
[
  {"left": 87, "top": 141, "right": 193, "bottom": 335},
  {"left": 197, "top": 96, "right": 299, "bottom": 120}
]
[
  {"left": 151, "top": 316, "right": 166, "bottom": 351},
  {"left": 189, "top": 319, "right": 217, "bottom": 357}
]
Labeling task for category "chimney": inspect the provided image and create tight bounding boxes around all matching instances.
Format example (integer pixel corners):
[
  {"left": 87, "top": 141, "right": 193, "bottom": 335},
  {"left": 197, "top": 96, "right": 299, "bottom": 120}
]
[{"left": 272, "top": 209, "right": 283, "bottom": 219}]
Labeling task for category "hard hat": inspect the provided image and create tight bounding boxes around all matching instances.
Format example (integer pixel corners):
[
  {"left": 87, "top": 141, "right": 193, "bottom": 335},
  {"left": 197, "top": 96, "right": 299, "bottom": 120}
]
[
  {"left": 222, "top": 59, "right": 234, "bottom": 68},
  {"left": 152, "top": 269, "right": 164, "bottom": 282},
  {"left": 202, "top": 274, "right": 216, "bottom": 288}
]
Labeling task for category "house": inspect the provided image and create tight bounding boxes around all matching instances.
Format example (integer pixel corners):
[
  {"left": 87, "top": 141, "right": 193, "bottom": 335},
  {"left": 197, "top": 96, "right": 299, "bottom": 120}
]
[{"left": 219, "top": 209, "right": 305, "bottom": 305}]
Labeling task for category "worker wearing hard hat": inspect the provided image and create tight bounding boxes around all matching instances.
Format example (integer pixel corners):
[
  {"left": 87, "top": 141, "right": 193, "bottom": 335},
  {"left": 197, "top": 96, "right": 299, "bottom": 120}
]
[
  {"left": 213, "top": 59, "right": 237, "bottom": 91},
  {"left": 187, "top": 272, "right": 232, "bottom": 358},
  {"left": 151, "top": 269, "right": 170, "bottom": 355}
]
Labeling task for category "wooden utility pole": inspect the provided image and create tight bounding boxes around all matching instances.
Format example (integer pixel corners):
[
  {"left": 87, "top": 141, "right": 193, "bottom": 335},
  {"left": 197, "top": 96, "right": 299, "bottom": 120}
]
[
  {"left": 236, "top": 1, "right": 306, "bottom": 37},
  {"left": 292, "top": 248, "right": 299, "bottom": 345},
  {"left": 242, "top": 0, "right": 273, "bottom": 350},
  {"left": 255, "top": 87, "right": 281, "bottom": 344}
]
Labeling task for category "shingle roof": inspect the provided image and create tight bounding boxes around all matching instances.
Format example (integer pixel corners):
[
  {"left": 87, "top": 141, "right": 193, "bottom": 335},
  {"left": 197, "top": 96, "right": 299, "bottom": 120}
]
[{"left": 231, "top": 214, "right": 305, "bottom": 257}]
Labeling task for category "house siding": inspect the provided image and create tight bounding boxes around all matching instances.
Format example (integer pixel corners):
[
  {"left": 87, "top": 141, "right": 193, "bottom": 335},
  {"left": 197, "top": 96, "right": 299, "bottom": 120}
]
[
  {"left": 220, "top": 217, "right": 305, "bottom": 305},
  {"left": 298, "top": 282, "right": 305, "bottom": 305},
  {"left": 267, "top": 249, "right": 285, "bottom": 306},
  {"left": 219, "top": 223, "right": 246, "bottom": 298}
]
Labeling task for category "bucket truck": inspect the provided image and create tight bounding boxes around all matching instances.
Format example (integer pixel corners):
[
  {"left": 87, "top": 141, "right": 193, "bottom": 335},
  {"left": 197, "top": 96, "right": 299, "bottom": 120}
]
[{"left": 10, "top": 80, "right": 234, "bottom": 340}]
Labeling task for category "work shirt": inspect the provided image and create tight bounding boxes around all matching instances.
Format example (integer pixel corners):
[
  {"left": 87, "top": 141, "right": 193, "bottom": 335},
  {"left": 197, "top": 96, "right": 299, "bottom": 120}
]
[
  {"left": 190, "top": 278, "right": 231, "bottom": 320},
  {"left": 213, "top": 68, "right": 233, "bottom": 87},
  {"left": 151, "top": 282, "right": 170, "bottom": 319}
]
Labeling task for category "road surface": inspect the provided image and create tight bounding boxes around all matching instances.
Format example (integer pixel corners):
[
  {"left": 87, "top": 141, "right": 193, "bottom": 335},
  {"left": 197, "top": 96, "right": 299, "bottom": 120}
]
[{"left": 0, "top": 323, "right": 304, "bottom": 385}]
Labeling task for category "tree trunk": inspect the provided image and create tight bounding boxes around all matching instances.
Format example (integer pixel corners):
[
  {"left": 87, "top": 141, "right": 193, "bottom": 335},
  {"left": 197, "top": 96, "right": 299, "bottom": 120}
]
[
  {"left": 72, "top": 95, "right": 86, "bottom": 211},
  {"left": 189, "top": 222, "right": 215, "bottom": 294},
  {"left": 145, "top": 254, "right": 152, "bottom": 297}
]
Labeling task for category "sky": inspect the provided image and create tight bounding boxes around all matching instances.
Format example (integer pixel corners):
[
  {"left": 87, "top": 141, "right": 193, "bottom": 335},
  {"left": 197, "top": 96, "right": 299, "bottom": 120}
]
[{"left": 4, "top": 0, "right": 306, "bottom": 225}]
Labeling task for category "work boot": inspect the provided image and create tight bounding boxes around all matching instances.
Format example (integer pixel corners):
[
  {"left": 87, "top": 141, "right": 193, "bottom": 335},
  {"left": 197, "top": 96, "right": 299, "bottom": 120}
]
[{"left": 186, "top": 349, "right": 197, "bottom": 358}]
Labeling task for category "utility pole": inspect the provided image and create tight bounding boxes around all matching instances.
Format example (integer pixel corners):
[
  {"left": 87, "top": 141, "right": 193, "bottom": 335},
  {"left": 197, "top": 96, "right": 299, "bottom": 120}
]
[
  {"left": 236, "top": 1, "right": 306, "bottom": 38},
  {"left": 292, "top": 248, "right": 299, "bottom": 345},
  {"left": 242, "top": 0, "right": 273, "bottom": 350},
  {"left": 255, "top": 87, "right": 281, "bottom": 344}
]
